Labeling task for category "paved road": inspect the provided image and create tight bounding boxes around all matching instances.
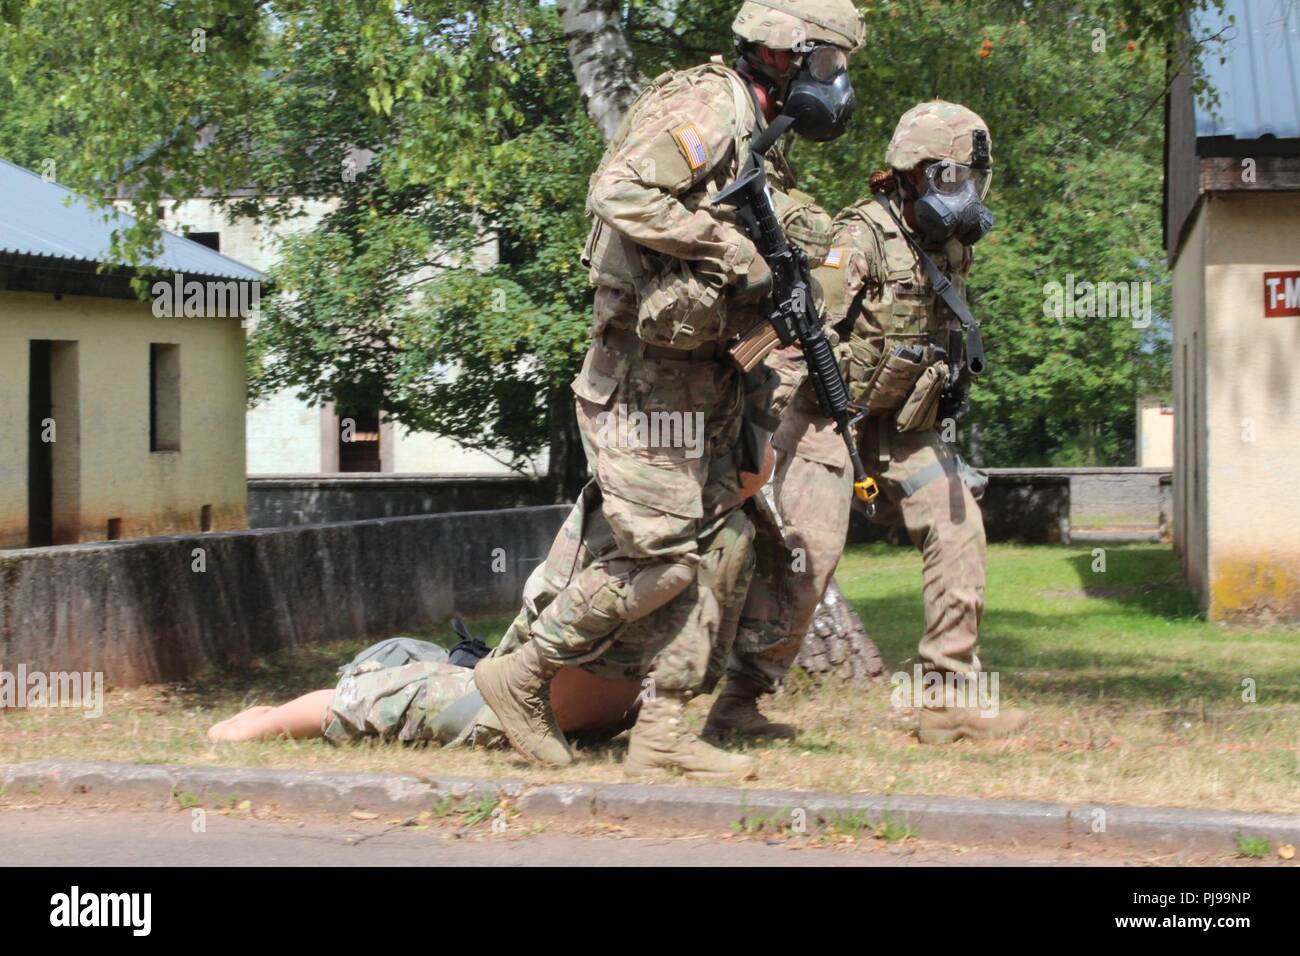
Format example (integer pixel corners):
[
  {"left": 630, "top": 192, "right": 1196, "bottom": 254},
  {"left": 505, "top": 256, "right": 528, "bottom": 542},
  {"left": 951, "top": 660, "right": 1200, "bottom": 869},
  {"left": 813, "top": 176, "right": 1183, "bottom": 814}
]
[{"left": 0, "top": 806, "right": 1139, "bottom": 866}]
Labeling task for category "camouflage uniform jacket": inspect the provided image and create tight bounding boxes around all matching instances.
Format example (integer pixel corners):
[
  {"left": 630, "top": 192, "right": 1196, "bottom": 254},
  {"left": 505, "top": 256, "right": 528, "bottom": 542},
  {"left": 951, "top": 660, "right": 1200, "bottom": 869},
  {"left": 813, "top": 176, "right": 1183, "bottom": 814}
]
[{"left": 582, "top": 60, "right": 830, "bottom": 350}]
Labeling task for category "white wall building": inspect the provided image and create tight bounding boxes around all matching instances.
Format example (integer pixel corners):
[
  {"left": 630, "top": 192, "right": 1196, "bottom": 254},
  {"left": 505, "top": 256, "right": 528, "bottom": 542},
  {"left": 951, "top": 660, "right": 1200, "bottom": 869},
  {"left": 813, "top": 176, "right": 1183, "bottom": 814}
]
[{"left": 141, "top": 193, "right": 523, "bottom": 477}]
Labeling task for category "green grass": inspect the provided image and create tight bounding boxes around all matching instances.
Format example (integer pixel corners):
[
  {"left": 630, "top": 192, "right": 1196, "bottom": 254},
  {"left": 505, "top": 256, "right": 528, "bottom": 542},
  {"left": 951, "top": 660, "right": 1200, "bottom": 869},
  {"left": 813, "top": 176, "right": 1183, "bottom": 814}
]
[
  {"left": 836, "top": 541, "right": 1298, "bottom": 710},
  {"left": 2, "top": 543, "right": 1298, "bottom": 814},
  {"left": 1233, "top": 833, "right": 1271, "bottom": 859}
]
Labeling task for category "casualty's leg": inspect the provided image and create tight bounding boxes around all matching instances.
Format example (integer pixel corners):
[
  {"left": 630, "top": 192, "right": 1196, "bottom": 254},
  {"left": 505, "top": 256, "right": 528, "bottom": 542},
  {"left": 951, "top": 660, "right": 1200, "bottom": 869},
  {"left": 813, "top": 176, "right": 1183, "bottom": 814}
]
[{"left": 206, "top": 690, "right": 334, "bottom": 743}]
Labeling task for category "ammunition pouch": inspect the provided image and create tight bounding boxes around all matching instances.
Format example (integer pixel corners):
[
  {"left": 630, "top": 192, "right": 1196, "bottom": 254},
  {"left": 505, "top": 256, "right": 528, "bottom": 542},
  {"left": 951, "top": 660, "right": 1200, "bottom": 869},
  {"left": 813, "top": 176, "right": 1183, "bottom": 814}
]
[
  {"left": 895, "top": 361, "right": 949, "bottom": 433},
  {"left": 773, "top": 188, "right": 833, "bottom": 268},
  {"left": 858, "top": 345, "right": 926, "bottom": 415}
]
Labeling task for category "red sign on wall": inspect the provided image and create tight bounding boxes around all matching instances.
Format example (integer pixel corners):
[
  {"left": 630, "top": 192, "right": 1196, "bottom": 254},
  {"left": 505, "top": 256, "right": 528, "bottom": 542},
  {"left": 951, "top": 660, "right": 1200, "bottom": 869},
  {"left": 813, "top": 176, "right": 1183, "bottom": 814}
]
[{"left": 1264, "top": 271, "right": 1300, "bottom": 317}]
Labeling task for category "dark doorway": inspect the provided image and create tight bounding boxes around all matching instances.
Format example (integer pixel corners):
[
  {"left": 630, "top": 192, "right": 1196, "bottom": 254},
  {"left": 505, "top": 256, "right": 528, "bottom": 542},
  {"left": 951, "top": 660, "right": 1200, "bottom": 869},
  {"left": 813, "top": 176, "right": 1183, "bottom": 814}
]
[
  {"left": 28, "top": 340, "right": 53, "bottom": 546},
  {"left": 338, "top": 406, "right": 382, "bottom": 472}
]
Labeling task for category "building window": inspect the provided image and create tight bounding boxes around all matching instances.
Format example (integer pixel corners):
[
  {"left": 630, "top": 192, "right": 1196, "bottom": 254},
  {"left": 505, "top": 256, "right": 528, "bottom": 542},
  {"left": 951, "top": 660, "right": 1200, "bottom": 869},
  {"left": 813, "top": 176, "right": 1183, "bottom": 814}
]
[
  {"left": 186, "top": 231, "right": 220, "bottom": 252},
  {"left": 150, "top": 343, "right": 181, "bottom": 452}
]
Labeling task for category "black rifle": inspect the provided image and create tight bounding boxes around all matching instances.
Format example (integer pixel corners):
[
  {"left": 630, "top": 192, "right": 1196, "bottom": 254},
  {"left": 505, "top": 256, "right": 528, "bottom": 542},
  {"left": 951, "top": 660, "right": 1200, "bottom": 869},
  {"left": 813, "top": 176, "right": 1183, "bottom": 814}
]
[{"left": 713, "top": 116, "right": 878, "bottom": 504}]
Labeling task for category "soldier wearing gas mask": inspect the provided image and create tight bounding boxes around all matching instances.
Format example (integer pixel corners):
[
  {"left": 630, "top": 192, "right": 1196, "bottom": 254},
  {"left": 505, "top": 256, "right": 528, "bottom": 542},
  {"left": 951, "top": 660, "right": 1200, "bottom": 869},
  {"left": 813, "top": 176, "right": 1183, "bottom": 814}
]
[
  {"left": 473, "top": 0, "right": 864, "bottom": 779},
  {"left": 707, "top": 101, "right": 1029, "bottom": 745}
]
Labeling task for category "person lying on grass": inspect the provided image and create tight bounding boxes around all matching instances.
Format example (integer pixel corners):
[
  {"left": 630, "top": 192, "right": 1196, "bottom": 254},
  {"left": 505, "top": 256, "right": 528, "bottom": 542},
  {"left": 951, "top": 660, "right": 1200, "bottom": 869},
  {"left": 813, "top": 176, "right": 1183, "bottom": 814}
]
[
  {"left": 206, "top": 623, "right": 649, "bottom": 749},
  {"left": 208, "top": 457, "right": 775, "bottom": 750}
]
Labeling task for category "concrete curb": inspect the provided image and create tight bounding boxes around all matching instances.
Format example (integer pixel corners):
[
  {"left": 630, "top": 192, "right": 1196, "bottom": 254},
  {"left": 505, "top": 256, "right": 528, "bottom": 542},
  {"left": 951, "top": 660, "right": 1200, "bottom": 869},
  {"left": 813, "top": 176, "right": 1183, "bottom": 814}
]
[{"left": 3, "top": 760, "right": 1297, "bottom": 854}]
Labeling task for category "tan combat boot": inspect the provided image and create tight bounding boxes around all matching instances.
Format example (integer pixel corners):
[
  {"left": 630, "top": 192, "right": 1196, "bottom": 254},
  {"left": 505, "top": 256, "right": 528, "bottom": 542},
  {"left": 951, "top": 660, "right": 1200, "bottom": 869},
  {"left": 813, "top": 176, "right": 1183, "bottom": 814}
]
[
  {"left": 918, "top": 704, "right": 1029, "bottom": 744},
  {"left": 473, "top": 642, "right": 573, "bottom": 767},
  {"left": 625, "top": 694, "right": 759, "bottom": 782},
  {"left": 702, "top": 679, "right": 797, "bottom": 741}
]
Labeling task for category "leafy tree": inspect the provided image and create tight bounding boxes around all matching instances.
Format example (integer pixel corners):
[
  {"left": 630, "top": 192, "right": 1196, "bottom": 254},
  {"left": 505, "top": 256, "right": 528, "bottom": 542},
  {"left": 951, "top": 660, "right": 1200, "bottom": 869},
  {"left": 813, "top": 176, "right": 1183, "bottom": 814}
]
[{"left": 0, "top": 0, "right": 1224, "bottom": 478}]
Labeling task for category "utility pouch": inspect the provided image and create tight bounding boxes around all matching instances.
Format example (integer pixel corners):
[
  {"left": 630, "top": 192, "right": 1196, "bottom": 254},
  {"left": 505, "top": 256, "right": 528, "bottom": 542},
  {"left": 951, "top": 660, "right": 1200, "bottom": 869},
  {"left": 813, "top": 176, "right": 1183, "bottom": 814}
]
[
  {"left": 773, "top": 188, "right": 833, "bottom": 268},
  {"left": 636, "top": 259, "right": 725, "bottom": 349},
  {"left": 582, "top": 218, "right": 645, "bottom": 293},
  {"left": 895, "top": 361, "right": 950, "bottom": 433},
  {"left": 860, "top": 344, "right": 926, "bottom": 415}
]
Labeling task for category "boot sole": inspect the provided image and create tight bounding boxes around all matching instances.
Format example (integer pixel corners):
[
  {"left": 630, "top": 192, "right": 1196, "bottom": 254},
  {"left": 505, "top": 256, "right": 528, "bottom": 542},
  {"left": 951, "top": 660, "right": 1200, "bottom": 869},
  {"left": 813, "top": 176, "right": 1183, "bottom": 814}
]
[
  {"left": 622, "top": 763, "right": 672, "bottom": 780},
  {"left": 685, "top": 767, "right": 759, "bottom": 782},
  {"left": 917, "top": 728, "right": 963, "bottom": 745},
  {"left": 473, "top": 665, "right": 572, "bottom": 768}
]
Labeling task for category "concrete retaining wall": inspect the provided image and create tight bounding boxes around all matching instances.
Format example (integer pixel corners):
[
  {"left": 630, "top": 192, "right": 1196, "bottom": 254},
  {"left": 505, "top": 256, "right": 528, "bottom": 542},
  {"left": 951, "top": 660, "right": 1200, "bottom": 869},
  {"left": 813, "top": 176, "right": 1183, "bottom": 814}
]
[
  {"left": 248, "top": 474, "right": 551, "bottom": 528},
  {"left": 0, "top": 506, "right": 569, "bottom": 686},
  {"left": 850, "top": 467, "right": 1173, "bottom": 545},
  {"left": 251, "top": 468, "right": 1173, "bottom": 546}
]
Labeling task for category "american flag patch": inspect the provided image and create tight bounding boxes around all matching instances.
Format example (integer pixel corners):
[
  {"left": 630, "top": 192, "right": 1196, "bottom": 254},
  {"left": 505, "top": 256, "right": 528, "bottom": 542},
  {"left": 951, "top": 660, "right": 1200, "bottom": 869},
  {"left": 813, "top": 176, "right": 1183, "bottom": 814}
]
[
  {"left": 824, "top": 248, "right": 844, "bottom": 268},
  {"left": 673, "top": 124, "right": 709, "bottom": 170}
]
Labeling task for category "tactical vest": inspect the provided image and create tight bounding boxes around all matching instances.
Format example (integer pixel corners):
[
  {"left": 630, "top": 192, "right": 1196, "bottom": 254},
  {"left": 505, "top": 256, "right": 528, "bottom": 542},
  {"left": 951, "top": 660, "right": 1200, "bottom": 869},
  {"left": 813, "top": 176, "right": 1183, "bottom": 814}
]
[{"left": 834, "top": 198, "right": 970, "bottom": 428}]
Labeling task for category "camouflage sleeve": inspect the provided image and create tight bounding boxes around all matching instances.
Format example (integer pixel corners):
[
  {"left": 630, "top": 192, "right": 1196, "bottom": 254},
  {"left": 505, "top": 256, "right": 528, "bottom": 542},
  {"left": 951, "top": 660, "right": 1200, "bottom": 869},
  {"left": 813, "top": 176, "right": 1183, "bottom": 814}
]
[
  {"left": 765, "top": 342, "right": 808, "bottom": 420},
  {"left": 819, "top": 219, "right": 880, "bottom": 328},
  {"left": 587, "top": 76, "right": 757, "bottom": 284}
]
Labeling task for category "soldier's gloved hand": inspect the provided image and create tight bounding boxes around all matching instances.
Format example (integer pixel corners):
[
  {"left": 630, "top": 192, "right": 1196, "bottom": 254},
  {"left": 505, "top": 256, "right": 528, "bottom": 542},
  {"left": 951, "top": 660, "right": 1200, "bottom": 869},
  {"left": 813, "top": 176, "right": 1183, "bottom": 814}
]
[{"left": 731, "top": 254, "right": 773, "bottom": 305}]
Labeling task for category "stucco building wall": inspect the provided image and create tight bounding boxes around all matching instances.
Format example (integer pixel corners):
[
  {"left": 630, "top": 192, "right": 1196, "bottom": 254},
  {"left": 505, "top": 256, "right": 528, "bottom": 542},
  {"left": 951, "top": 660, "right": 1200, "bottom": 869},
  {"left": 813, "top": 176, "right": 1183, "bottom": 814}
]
[
  {"left": 1174, "top": 192, "right": 1300, "bottom": 622},
  {"left": 0, "top": 291, "right": 247, "bottom": 548},
  {"left": 153, "top": 198, "right": 521, "bottom": 476}
]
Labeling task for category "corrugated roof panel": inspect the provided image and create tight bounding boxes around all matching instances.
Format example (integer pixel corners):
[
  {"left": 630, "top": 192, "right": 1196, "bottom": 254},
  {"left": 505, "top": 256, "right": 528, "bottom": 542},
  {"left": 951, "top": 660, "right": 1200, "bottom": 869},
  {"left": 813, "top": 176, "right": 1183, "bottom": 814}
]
[
  {"left": 1194, "top": 0, "right": 1300, "bottom": 140},
  {"left": 0, "top": 158, "right": 263, "bottom": 281}
]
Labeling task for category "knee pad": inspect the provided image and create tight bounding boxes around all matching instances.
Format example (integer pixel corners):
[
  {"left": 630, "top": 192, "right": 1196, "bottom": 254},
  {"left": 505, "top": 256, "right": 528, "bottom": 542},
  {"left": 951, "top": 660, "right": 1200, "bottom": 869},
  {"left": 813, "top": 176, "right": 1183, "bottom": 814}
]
[{"left": 622, "top": 558, "right": 698, "bottom": 620}]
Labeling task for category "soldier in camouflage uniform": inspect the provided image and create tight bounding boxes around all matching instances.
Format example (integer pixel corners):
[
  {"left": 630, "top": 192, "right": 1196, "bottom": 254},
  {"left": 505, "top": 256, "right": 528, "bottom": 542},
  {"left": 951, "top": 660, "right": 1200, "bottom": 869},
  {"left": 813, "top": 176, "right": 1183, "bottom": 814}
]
[
  {"left": 706, "top": 101, "right": 1030, "bottom": 744},
  {"left": 474, "top": 0, "right": 864, "bottom": 778}
]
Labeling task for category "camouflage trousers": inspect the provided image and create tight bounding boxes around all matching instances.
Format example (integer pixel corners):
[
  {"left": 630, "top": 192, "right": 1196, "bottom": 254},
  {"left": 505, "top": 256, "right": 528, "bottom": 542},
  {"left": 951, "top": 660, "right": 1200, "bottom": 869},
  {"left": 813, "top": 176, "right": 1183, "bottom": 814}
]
[
  {"left": 516, "top": 297, "right": 750, "bottom": 696},
  {"left": 727, "top": 397, "right": 855, "bottom": 692},
  {"left": 497, "top": 480, "right": 756, "bottom": 698},
  {"left": 729, "top": 406, "right": 987, "bottom": 693},
  {"left": 323, "top": 659, "right": 499, "bottom": 747}
]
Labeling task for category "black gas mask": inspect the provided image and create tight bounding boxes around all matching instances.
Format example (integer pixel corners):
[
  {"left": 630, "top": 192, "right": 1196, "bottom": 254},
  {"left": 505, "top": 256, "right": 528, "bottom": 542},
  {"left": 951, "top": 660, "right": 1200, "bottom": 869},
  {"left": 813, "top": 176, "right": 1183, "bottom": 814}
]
[
  {"left": 911, "top": 131, "right": 994, "bottom": 245},
  {"left": 780, "top": 44, "right": 856, "bottom": 142}
]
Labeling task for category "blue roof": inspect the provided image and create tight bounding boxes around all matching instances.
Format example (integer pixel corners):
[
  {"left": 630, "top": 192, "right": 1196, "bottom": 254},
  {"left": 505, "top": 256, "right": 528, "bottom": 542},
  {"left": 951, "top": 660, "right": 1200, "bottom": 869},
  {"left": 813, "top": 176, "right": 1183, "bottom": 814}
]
[
  {"left": 1194, "top": 0, "right": 1300, "bottom": 140},
  {"left": 0, "top": 158, "right": 263, "bottom": 281}
]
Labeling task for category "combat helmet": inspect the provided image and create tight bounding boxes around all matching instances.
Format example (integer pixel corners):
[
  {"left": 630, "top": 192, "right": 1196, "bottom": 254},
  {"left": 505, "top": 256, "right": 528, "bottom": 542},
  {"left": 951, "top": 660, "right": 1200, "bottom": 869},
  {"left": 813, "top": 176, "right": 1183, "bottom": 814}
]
[
  {"left": 885, "top": 100, "right": 992, "bottom": 170},
  {"left": 732, "top": 0, "right": 866, "bottom": 53}
]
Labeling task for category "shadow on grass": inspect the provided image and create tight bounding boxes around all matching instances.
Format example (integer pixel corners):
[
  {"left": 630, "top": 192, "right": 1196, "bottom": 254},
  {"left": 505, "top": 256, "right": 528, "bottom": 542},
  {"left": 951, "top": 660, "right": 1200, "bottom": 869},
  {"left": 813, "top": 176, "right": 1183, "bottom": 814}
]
[
  {"left": 1064, "top": 545, "right": 1201, "bottom": 620},
  {"left": 846, "top": 567, "right": 1300, "bottom": 708}
]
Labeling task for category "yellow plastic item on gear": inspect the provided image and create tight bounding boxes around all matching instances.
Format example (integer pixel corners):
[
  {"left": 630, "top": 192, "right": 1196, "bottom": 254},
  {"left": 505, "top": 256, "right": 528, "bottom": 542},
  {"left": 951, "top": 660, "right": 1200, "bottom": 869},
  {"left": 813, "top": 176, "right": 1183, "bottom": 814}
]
[{"left": 853, "top": 475, "right": 880, "bottom": 504}]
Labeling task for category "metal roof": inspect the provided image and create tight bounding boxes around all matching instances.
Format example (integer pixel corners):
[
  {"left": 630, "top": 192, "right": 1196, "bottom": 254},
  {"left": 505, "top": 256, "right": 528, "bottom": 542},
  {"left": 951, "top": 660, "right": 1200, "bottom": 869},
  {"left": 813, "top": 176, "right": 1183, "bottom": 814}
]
[
  {"left": 0, "top": 158, "right": 263, "bottom": 281},
  {"left": 1194, "top": 0, "right": 1300, "bottom": 140}
]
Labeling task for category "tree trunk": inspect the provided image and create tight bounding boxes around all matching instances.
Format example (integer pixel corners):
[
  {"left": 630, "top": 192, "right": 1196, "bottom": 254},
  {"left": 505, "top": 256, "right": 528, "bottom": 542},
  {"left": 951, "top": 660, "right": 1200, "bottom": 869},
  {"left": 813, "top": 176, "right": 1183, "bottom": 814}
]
[
  {"left": 555, "top": 2, "right": 884, "bottom": 686},
  {"left": 544, "top": 383, "right": 588, "bottom": 503},
  {"left": 792, "top": 577, "right": 886, "bottom": 685},
  {"left": 555, "top": 0, "right": 645, "bottom": 140}
]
